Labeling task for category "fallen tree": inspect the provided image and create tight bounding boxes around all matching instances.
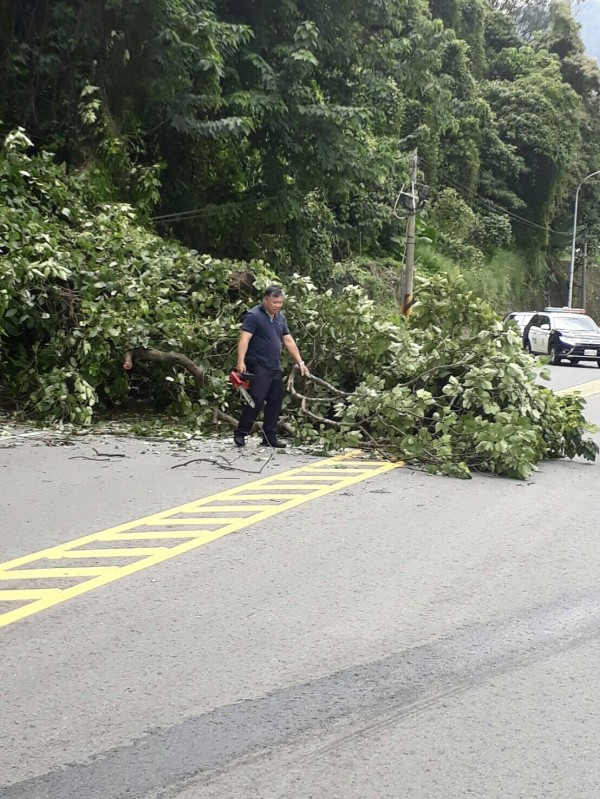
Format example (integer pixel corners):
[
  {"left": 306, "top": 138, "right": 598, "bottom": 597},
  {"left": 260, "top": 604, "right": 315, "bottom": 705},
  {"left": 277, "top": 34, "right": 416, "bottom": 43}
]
[
  {"left": 1, "top": 131, "right": 597, "bottom": 478},
  {"left": 286, "top": 272, "right": 599, "bottom": 478}
]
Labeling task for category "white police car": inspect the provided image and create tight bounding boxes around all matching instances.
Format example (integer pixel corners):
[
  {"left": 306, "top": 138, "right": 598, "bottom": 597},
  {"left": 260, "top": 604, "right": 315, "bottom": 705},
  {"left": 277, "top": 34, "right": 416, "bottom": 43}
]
[
  {"left": 523, "top": 308, "right": 600, "bottom": 366},
  {"left": 504, "top": 311, "right": 536, "bottom": 335}
]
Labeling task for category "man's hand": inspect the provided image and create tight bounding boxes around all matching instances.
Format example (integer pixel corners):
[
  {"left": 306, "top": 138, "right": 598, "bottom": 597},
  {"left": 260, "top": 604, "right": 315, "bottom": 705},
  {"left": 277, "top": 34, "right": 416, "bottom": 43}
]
[
  {"left": 298, "top": 362, "right": 310, "bottom": 377},
  {"left": 236, "top": 331, "right": 252, "bottom": 376}
]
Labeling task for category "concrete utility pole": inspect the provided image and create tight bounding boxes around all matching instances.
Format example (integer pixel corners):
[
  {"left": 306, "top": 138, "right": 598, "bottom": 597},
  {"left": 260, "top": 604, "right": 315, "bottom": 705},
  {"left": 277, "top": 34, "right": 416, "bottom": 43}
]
[
  {"left": 402, "top": 149, "right": 418, "bottom": 317},
  {"left": 582, "top": 232, "right": 588, "bottom": 310},
  {"left": 568, "top": 169, "right": 600, "bottom": 308}
]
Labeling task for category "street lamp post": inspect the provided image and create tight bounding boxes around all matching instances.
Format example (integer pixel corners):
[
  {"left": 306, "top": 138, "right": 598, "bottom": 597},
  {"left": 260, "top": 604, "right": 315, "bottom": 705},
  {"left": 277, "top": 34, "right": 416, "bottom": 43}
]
[{"left": 568, "top": 169, "right": 600, "bottom": 308}]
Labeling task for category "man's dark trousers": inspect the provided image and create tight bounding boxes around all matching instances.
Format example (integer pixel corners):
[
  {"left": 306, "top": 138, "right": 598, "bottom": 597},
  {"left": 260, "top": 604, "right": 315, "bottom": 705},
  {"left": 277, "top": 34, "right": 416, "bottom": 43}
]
[{"left": 236, "top": 362, "right": 283, "bottom": 441}]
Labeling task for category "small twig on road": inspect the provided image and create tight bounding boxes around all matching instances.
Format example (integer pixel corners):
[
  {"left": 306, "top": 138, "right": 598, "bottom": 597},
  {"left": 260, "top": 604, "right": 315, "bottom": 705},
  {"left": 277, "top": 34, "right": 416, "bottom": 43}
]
[
  {"left": 91, "top": 447, "right": 127, "bottom": 458},
  {"left": 68, "top": 447, "right": 128, "bottom": 461},
  {"left": 171, "top": 449, "right": 274, "bottom": 475}
]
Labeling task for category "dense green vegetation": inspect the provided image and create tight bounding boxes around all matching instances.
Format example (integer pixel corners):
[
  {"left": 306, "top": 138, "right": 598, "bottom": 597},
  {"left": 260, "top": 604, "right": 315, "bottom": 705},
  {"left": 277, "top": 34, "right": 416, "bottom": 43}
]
[
  {"left": 1, "top": 127, "right": 597, "bottom": 477},
  {"left": 1, "top": 0, "right": 599, "bottom": 476},
  {"left": 2, "top": 0, "right": 599, "bottom": 289}
]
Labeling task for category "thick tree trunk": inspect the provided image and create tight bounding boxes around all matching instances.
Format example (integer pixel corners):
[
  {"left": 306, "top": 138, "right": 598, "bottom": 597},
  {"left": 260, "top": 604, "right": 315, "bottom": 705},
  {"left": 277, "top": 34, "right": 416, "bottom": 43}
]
[{"left": 126, "top": 347, "right": 204, "bottom": 391}]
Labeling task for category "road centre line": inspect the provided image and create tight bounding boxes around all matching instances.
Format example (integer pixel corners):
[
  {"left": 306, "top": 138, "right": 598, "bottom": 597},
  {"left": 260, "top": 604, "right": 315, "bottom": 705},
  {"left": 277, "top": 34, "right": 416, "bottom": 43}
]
[{"left": 0, "top": 451, "right": 400, "bottom": 629}]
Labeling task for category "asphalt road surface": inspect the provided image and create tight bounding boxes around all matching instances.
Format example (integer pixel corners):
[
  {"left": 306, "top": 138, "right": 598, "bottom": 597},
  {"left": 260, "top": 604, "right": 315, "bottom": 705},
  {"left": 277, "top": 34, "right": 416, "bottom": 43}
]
[{"left": 2, "top": 364, "right": 600, "bottom": 799}]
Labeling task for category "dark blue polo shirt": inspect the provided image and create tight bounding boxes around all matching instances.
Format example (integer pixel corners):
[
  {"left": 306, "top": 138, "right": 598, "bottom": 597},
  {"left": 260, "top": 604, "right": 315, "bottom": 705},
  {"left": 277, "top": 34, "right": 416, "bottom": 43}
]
[{"left": 242, "top": 304, "right": 289, "bottom": 370}]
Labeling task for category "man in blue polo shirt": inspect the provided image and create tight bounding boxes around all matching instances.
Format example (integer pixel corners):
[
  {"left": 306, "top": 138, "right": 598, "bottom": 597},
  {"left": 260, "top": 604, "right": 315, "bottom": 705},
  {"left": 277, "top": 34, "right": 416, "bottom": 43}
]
[{"left": 234, "top": 285, "right": 310, "bottom": 448}]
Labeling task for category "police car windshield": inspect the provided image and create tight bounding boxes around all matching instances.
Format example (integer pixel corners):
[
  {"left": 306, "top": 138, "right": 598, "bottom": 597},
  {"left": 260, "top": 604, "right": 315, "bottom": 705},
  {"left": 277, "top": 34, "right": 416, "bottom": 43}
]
[{"left": 556, "top": 315, "right": 598, "bottom": 331}]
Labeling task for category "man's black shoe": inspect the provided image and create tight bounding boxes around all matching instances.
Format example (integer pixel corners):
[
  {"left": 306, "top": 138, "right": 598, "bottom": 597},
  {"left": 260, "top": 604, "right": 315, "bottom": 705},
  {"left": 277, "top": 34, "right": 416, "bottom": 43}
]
[
  {"left": 261, "top": 437, "right": 287, "bottom": 449},
  {"left": 233, "top": 431, "right": 246, "bottom": 447}
]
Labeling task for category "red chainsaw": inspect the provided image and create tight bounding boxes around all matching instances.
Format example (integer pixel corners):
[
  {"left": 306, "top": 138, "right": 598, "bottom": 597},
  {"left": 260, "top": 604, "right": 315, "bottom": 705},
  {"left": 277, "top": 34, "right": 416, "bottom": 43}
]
[{"left": 228, "top": 369, "right": 256, "bottom": 407}]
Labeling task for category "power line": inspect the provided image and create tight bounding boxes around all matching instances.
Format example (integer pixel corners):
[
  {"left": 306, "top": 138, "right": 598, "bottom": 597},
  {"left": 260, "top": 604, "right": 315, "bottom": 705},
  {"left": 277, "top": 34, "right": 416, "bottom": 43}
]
[
  {"left": 418, "top": 155, "right": 574, "bottom": 236},
  {"left": 421, "top": 158, "right": 553, "bottom": 232},
  {"left": 151, "top": 194, "right": 280, "bottom": 223}
]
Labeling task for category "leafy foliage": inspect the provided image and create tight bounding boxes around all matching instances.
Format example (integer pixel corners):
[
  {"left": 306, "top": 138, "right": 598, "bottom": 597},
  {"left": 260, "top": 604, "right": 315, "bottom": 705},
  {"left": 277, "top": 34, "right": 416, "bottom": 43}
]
[
  {"left": 0, "top": 131, "right": 276, "bottom": 424},
  {"left": 2, "top": 0, "right": 600, "bottom": 295},
  {"left": 1, "top": 0, "right": 600, "bottom": 480},
  {"left": 287, "top": 270, "right": 597, "bottom": 479},
  {"left": 1, "top": 136, "right": 596, "bottom": 480}
]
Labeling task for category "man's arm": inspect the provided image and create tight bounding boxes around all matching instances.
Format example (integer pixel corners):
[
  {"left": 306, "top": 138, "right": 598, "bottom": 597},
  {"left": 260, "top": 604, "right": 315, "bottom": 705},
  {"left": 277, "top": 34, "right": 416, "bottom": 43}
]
[
  {"left": 237, "top": 331, "right": 253, "bottom": 373},
  {"left": 282, "top": 334, "right": 310, "bottom": 376}
]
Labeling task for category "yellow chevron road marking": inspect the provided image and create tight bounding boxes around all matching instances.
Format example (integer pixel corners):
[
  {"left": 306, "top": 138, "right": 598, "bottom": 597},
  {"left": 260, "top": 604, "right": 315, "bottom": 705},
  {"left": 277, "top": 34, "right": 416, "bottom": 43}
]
[
  {"left": 0, "top": 589, "right": 62, "bottom": 601},
  {"left": 51, "top": 548, "right": 170, "bottom": 558},
  {"left": 0, "top": 451, "right": 400, "bottom": 629},
  {"left": 556, "top": 378, "right": 600, "bottom": 398},
  {"left": 0, "top": 567, "right": 115, "bottom": 579},
  {"left": 98, "top": 531, "right": 214, "bottom": 540}
]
